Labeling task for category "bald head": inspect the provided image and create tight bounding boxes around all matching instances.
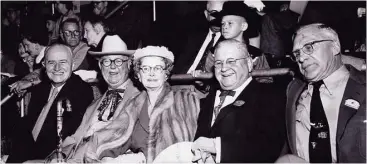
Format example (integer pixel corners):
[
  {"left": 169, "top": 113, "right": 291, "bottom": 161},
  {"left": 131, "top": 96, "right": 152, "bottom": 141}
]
[{"left": 43, "top": 44, "right": 73, "bottom": 87}]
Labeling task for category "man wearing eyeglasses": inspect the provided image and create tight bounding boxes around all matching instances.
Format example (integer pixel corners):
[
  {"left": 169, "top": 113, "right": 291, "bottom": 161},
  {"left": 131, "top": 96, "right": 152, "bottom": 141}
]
[
  {"left": 60, "top": 18, "right": 97, "bottom": 71},
  {"left": 54, "top": 35, "right": 140, "bottom": 163},
  {"left": 277, "top": 23, "right": 366, "bottom": 163},
  {"left": 192, "top": 39, "right": 286, "bottom": 163}
]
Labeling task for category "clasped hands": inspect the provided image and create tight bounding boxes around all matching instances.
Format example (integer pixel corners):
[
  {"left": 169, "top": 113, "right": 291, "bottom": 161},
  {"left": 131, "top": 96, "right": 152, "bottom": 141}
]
[{"left": 191, "top": 137, "right": 217, "bottom": 163}]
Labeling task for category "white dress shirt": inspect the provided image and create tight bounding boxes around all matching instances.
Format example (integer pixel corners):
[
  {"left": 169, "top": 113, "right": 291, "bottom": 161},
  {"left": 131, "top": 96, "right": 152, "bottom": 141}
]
[
  {"left": 187, "top": 30, "right": 221, "bottom": 73},
  {"left": 295, "top": 66, "right": 350, "bottom": 162},
  {"left": 35, "top": 47, "right": 46, "bottom": 64},
  {"left": 212, "top": 77, "right": 253, "bottom": 163}
]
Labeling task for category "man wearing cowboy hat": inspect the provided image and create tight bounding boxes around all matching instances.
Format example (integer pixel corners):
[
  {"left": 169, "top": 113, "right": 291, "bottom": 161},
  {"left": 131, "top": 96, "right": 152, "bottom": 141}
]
[{"left": 51, "top": 32, "right": 140, "bottom": 162}]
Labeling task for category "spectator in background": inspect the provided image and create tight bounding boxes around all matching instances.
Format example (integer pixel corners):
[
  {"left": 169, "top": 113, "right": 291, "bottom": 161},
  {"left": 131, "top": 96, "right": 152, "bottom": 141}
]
[
  {"left": 59, "top": 18, "right": 96, "bottom": 71},
  {"left": 14, "top": 42, "right": 35, "bottom": 77},
  {"left": 54, "top": 1, "right": 81, "bottom": 43},
  {"left": 45, "top": 14, "right": 59, "bottom": 45},
  {"left": 91, "top": 1, "right": 152, "bottom": 49},
  {"left": 1, "top": 4, "right": 22, "bottom": 62},
  {"left": 260, "top": 1, "right": 299, "bottom": 68}
]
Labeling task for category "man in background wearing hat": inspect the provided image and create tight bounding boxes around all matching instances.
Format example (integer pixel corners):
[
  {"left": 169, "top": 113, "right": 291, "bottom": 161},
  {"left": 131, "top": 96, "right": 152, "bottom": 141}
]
[
  {"left": 7, "top": 44, "right": 93, "bottom": 163},
  {"left": 55, "top": 31, "right": 140, "bottom": 162},
  {"left": 192, "top": 39, "right": 286, "bottom": 163}
]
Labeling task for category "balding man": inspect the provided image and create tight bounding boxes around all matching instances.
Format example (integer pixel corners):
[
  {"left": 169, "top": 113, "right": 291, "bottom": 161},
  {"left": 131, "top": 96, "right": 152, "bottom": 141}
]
[
  {"left": 192, "top": 39, "right": 286, "bottom": 163},
  {"left": 7, "top": 44, "right": 94, "bottom": 163},
  {"left": 277, "top": 23, "right": 366, "bottom": 163}
]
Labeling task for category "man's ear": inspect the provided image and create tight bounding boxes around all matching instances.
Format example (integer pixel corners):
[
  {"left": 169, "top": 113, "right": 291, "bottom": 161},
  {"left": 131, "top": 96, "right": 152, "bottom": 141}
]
[
  {"left": 42, "top": 60, "right": 46, "bottom": 67},
  {"left": 331, "top": 41, "right": 341, "bottom": 55},
  {"left": 241, "top": 22, "right": 248, "bottom": 32},
  {"left": 247, "top": 57, "right": 253, "bottom": 72},
  {"left": 204, "top": 10, "right": 209, "bottom": 18},
  {"left": 98, "top": 59, "right": 102, "bottom": 69}
]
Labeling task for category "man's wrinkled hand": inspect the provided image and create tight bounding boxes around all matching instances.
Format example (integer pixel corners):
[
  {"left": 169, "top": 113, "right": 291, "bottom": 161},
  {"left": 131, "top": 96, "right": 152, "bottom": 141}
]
[{"left": 9, "top": 80, "right": 32, "bottom": 96}]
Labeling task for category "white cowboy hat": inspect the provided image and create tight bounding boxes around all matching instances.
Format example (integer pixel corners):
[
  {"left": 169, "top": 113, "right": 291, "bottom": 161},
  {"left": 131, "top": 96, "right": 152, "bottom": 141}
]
[{"left": 88, "top": 35, "right": 135, "bottom": 56}]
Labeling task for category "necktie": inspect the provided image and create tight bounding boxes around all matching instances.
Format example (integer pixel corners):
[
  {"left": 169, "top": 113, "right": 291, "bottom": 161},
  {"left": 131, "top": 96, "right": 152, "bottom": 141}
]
[
  {"left": 97, "top": 89, "right": 125, "bottom": 121},
  {"left": 32, "top": 87, "right": 59, "bottom": 141},
  {"left": 213, "top": 90, "right": 236, "bottom": 119},
  {"left": 308, "top": 81, "right": 332, "bottom": 163},
  {"left": 197, "top": 33, "right": 217, "bottom": 72}
]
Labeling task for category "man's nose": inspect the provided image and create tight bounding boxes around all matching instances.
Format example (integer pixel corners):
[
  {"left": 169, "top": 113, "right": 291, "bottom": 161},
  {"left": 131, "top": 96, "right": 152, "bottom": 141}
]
[
  {"left": 110, "top": 62, "right": 117, "bottom": 69},
  {"left": 54, "top": 63, "right": 61, "bottom": 71}
]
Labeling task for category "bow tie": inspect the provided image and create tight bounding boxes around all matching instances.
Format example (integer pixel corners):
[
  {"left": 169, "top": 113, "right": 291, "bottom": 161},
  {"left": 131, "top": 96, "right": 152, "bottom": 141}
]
[
  {"left": 106, "top": 89, "right": 125, "bottom": 94},
  {"left": 219, "top": 90, "right": 236, "bottom": 97}
]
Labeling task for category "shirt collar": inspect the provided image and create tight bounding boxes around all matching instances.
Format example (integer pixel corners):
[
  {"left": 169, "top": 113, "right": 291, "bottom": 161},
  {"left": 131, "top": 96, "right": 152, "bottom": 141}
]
[
  {"left": 218, "top": 77, "right": 253, "bottom": 98},
  {"left": 108, "top": 79, "right": 129, "bottom": 96},
  {"left": 306, "top": 65, "right": 349, "bottom": 96}
]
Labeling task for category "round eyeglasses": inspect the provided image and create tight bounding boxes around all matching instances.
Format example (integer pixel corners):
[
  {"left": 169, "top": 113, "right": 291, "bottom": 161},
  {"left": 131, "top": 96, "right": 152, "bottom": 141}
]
[
  {"left": 101, "top": 58, "right": 128, "bottom": 67},
  {"left": 140, "top": 65, "right": 165, "bottom": 74},
  {"left": 63, "top": 30, "right": 81, "bottom": 37},
  {"left": 290, "top": 39, "right": 333, "bottom": 61},
  {"left": 214, "top": 58, "right": 248, "bottom": 68}
]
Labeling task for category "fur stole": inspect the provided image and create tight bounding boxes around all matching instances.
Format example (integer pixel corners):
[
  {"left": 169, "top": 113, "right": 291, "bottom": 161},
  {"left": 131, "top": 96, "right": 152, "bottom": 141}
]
[{"left": 87, "top": 84, "right": 200, "bottom": 162}]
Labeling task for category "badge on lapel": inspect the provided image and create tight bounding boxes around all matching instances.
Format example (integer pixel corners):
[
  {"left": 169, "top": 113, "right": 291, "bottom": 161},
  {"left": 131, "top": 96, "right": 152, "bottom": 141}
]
[
  {"left": 233, "top": 100, "right": 245, "bottom": 106},
  {"left": 344, "top": 99, "right": 360, "bottom": 110}
]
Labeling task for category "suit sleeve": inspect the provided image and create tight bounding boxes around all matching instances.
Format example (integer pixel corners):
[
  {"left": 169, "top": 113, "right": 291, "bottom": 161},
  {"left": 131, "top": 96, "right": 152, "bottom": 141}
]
[{"left": 220, "top": 88, "right": 287, "bottom": 162}]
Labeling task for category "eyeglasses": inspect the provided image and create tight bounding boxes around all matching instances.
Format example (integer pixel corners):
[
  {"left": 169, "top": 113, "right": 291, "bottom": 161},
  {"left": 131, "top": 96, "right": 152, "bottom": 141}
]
[
  {"left": 140, "top": 65, "right": 165, "bottom": 74},
  {"left": 100, "top": 58, "right": 128, "bottom": 67},
  {"left": 63, "top": 30, "right": 81, "bottom": 37},
  {"left": 291, "top": 39, "right": 333, "bottom": 61},
  {"left": 214, "top": 58, "right": 248, "bottom": 68}
]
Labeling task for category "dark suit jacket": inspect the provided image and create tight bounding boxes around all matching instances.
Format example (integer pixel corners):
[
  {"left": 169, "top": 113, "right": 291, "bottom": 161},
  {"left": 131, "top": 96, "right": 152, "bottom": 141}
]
[
  {"left": 7, "top": 74, "right": 94, "bottom": 163},
  {"left": 284, "top": 65, "right": 366, "bottom": 163},
  {"left": 195, "top": 80, "right": 286, "bottom": 162}
]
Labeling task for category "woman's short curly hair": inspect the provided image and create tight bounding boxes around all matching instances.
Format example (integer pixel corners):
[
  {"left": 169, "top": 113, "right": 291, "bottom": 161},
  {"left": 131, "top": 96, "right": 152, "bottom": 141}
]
[{"left": 132, "top": 57, "right": 174, "bottom": 80}]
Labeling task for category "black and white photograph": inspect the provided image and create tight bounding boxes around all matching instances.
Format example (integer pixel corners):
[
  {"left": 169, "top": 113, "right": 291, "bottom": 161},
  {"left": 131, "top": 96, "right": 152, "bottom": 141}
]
[{"left": 0, "top": 0, "right": 365, "bottom": 163}]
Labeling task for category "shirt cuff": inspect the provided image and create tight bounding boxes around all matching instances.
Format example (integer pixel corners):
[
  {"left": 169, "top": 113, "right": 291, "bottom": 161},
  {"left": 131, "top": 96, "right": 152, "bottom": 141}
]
[{"left": 215, "top": 137, "right": 221, "bottom": 163}]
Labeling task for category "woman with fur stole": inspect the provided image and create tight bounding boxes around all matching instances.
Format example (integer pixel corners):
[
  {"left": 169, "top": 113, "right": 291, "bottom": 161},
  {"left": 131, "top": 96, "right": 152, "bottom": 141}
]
[{"left": 83, "top": 46, "right": 201, "bottom": 163}]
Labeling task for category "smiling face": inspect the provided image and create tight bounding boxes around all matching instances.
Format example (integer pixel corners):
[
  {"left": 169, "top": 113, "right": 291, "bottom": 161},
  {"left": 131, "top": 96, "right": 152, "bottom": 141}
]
[
  {"left": 44, "top": 45, "right": 73, "bottom": 87},
  {"left": 99, "top": 55, "right": 130, "bottom": 89},
  {"left": 214, "top": 41, "right": 252, "bottom": 90},
  {"left": 221, "top": 15, "right": 247, "bottom": 41},
  {"left": 293, "top": 25, "right": 340, "bottom": 82},
  {"left": 137, "top": 56, "right": 167, "bottom": 91}
]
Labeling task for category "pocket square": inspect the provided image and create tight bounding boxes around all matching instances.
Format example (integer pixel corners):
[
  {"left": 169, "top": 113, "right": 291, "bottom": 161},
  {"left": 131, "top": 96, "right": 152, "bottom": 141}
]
[
  {"left": 233, "top": 100, "right": 245, "bottom": 106},
  {"left": 344, "top": 99, "right": 360, "bottom": 110}
]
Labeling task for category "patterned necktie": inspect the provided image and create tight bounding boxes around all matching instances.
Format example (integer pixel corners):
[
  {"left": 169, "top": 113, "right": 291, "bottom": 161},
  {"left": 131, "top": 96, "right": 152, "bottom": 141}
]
[
  {"left": 213, "top": 90, "right": 236, "bottom": 119},
  {"left": 97, "top": 89, "right": 125, "bottom": 121},
  {"left": 197, "top": 33, "right": 217, "bottom": 72},
  {"left": 32, "top": 87, "right": 59, "bottom": 141},
  {"left": 309, "top": 81, "right": 332, "bottom": 163}
]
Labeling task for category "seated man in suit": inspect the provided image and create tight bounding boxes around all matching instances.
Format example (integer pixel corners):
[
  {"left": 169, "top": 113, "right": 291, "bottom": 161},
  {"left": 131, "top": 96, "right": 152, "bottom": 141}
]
[
  {"left": 7, "top": 44, "right": 94, "bottom": 163},
  {"left": 192, "top": 39, "right": 286, "bottom": 163},
  {"left": 57, "top": 34, "right": 140, "bottom": 163},
  {"left": 277, "top": 23, "right": 366, "bottom": 163}
]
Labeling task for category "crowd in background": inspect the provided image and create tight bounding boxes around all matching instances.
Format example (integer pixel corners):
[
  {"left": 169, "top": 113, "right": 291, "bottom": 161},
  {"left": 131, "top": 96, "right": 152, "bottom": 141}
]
[{"left": 1, "top": 0, "right": 366, "bottom": 163}]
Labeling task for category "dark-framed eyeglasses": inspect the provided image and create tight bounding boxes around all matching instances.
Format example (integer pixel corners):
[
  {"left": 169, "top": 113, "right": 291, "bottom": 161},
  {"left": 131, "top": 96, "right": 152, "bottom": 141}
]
[
  {"left": 63, "top": 30, "right": 81, "bottom": 37},
  {"left": 139, "top": 65, "right": 165, "bottom": 74},
  {"left": 100, "top": 58, "right": 128, "bottom": 67},
  {"left": 290, "top": 39, "right": 333, "bottom": 61},
  {"left": 214, "top": 57, "right": 248, "bottom": 68}
]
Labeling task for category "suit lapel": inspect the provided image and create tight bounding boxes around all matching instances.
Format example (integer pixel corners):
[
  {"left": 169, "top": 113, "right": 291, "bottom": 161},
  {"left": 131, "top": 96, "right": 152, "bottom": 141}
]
[
  {"left": 336, "top": 73, "right": 365, "bottom": 141},
  {"left": 196, "top": 86, "right": 217, "bottom": 138},
  {"left": 286, "top": 79, "right": 306, "bottom": 154},
  {"left": 211, "top": 81, "right": 256, "bottom": 129}
]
